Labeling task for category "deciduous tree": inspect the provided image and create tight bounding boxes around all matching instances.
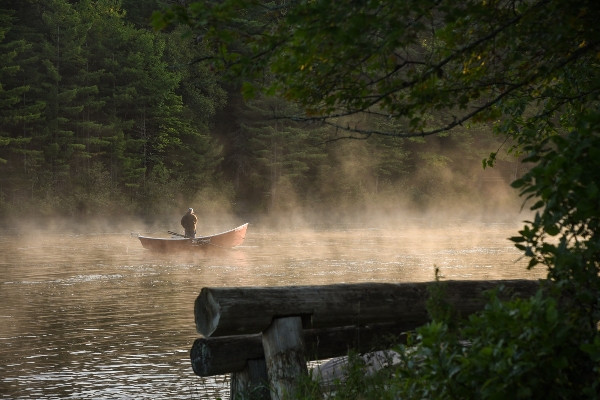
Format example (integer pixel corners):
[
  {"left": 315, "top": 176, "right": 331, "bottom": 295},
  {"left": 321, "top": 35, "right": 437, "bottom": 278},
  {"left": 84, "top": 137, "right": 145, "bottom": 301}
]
[{"left": 153, "top": 0, "right": 600, "bottom": 395}]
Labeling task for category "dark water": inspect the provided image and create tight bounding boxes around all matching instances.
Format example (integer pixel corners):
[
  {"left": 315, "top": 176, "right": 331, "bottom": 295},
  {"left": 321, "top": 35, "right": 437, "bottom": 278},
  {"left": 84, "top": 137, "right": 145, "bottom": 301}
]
[{"left": 0, "top": 221, "right": 545, "bottom": 399}]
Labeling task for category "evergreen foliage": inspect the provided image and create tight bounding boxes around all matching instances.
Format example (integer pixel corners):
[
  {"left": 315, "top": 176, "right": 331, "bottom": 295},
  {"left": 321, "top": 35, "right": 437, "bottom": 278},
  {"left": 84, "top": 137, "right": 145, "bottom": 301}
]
[
  {"left": 240, "top": 95, "right": 326, "bottom": 211},
  {"left": 0, "top": 0, "right": 226, "bottom": 217}
]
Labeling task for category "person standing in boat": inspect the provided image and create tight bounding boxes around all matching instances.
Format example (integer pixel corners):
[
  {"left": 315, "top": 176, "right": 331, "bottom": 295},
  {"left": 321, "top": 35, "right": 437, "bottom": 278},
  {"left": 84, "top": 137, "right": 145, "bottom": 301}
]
[{"left": 181, "top": 208, "right": 198, "bottom": 238}]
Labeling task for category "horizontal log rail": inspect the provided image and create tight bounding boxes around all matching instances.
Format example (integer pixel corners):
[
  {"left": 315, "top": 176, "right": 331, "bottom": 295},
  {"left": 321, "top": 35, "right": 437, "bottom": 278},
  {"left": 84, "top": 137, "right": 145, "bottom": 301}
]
[
  {"left": 194, "top": 280, "right": 540, "bottom": 337},
  {"left": 191, "top": 322, "right": 413, "bottom": 376}
]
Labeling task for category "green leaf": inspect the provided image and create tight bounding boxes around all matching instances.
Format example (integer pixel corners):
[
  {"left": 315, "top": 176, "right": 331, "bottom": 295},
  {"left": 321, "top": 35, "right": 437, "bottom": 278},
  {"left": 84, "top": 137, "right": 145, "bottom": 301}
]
[
  {"left": 551, "top": 355, "right": 568, "bottom": 369},
  {"left": 511, "top": 179, "right": 525, "bottom": 188},
  {"left": 531, "top": 200, "right": 545, "bottom": 210}
]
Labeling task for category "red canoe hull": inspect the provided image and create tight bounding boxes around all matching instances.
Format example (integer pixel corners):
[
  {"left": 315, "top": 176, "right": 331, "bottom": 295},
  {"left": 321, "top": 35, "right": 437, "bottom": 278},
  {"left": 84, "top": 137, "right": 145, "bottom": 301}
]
[{"left": 138, "top": 223, "right": 248, "bottom": 252}]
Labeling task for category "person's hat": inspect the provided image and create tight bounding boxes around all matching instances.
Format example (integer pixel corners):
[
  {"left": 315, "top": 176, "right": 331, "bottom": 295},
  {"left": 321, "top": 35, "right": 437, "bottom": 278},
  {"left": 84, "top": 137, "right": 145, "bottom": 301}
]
[{"left": 188, "top": 208, "right": 193, "bottom": 212}]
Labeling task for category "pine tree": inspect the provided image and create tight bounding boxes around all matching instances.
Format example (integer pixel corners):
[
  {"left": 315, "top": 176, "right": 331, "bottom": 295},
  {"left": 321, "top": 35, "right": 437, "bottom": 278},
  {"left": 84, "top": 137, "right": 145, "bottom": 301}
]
[
  {"left": 241, "top": 95, "right": 326, "bottom": 211},
  {"left": 0, "top": 6, "right": 44, "bottom": 212}
]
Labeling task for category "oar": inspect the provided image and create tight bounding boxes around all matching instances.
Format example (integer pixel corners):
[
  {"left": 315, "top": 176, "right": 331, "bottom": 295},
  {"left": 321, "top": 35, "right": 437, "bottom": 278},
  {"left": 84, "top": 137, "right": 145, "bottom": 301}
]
[
  {"left": 168, "top": 231, "right": 211, "bottom": 245},
  {"left": 168, "top": 230, "right": 207, "bottom": 243},
  {"left": 168, "top": 230, "right": 232, "bottom": 250},
  {"left": 167, "top": 230, "right": 186, "bottom": 237}
]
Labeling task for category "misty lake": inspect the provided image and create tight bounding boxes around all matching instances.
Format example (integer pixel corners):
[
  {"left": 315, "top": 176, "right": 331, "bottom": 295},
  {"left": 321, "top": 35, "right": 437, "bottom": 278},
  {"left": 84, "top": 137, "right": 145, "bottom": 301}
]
[{"left": 0, "top": 218, "right": 546, "bottom": 399}]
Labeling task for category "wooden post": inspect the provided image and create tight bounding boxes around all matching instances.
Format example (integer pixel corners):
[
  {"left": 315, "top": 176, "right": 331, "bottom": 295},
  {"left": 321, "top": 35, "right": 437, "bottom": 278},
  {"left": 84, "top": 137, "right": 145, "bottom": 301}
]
[
  {"left": 262, "top": 317, "right": 308, "bottom": 400},
  {"left": 230, "top": 359, "right": 270, "bottom": 400}
]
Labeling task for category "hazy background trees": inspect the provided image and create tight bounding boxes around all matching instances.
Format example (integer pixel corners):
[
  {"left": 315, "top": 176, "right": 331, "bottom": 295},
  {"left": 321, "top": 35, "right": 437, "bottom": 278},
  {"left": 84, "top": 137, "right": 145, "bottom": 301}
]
[{"left": 0, "top": 0, "right": 516, "bottom": 222}]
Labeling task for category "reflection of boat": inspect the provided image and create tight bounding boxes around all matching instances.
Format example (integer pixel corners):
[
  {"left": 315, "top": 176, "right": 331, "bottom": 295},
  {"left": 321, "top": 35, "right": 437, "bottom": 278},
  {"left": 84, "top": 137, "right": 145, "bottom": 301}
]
[{"left": 138, "top": 223, "right": 248, "bottom": 252}]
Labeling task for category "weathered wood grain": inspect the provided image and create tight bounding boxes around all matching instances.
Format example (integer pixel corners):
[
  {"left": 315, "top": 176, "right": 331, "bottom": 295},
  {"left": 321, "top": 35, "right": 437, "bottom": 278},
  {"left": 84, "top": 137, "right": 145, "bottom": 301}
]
[
  {"left": 194, "top": 280, "right": 540, "bottom": 337},
  {"left": 262, "top": 317, "right": 308, "bottom": 400},
  {"left": 191, "top": 335, "right": 264, "bottom": 376}
]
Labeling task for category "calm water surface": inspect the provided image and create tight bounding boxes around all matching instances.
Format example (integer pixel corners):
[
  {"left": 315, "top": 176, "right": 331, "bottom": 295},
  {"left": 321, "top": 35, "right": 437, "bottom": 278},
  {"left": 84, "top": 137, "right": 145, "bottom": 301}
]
[{"left": 0, "top": 220, "right": 545, "bottom": 399}]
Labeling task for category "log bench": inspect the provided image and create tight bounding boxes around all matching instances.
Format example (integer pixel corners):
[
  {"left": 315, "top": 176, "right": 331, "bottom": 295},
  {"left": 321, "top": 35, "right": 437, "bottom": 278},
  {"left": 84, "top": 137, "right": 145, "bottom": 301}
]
[{"left": 189, "top": 280, "right": 539, "bottom": 399}]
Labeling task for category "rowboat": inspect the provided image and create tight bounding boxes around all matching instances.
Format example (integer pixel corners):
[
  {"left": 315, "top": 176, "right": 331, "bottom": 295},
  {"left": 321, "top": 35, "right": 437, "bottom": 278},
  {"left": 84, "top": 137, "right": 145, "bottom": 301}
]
[{"left": 137, "top": 223, "right": 248, "bottom": 252}]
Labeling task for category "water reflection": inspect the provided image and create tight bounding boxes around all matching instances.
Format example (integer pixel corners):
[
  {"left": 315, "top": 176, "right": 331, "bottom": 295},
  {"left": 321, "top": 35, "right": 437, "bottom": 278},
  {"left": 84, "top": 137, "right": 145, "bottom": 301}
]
[{"left": 0, "top": 222, "right": 544, "bottom": 398}]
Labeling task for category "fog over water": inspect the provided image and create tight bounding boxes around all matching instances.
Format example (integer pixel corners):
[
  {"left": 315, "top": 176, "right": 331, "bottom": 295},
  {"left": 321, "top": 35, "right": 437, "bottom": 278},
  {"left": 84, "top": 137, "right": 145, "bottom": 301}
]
[{"left": 0, "top": 216, "right": 545, "bottom": 399}]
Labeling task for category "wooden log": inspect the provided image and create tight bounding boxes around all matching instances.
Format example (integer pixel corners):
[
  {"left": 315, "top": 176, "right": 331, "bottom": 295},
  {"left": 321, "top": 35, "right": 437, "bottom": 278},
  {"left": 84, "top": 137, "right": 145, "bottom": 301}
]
[
  {"left": 262, "top": 317, "right": 308, "bottom": 400},
  {"left": 230, "top": 359, "right": 270, "bottom": 400},
  {"left": 191, "top": 322, "right": 414, "bottom": 376},
  {"left": 313, "top": 350, "right": 403, "bottom": 391},
  {"left": 191, "top": 335, "right": 264, "bottom": 376},
  {"left": 194, "top": 280, "right": 539, "bottom": 337},
  {"left": 303, "top": 321, "right": 413, "bottom": 361}
]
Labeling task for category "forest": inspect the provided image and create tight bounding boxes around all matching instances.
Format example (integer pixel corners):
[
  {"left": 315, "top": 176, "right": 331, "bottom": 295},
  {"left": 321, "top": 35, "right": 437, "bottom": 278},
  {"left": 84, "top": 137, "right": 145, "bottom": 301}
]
[
  {"left": 0, "top": 0, "right": 517, "bottom": 222},
  {"left": 2, "top": 0, "right": 599, "bottom": 397}
]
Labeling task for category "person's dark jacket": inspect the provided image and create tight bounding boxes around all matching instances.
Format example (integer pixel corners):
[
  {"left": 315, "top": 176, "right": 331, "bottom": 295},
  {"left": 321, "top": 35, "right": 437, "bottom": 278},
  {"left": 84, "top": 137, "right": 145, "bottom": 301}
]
[{"left": 181, "top": 212, "right": 198, "bottom": 238}]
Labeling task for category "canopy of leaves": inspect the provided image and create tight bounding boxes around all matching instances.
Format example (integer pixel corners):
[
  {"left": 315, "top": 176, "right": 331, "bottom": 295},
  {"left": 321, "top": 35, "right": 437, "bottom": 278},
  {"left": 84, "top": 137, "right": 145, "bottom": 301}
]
[{"left": 153, "top": 0, "right": 600, "bottom": 142}]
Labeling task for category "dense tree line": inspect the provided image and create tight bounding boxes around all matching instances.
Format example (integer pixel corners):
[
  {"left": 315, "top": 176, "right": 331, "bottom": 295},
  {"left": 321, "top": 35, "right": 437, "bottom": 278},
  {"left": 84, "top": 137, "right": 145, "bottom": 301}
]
[
  {"left": 0, "top": 0, "right": 513, "bottom": 220},
  {"left": 0, "top": 0, "right": 227, "bottom": 218}
]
